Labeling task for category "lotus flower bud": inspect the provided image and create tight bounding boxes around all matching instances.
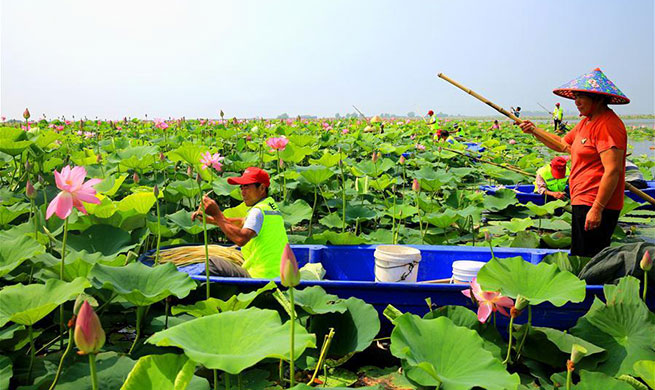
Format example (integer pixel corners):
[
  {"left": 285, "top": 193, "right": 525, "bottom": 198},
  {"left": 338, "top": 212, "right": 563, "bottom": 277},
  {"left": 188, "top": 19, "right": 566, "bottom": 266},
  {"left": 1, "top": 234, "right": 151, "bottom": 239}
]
[
  {"left": 159, "top": 152, "right": 166, "bottom": 162},
  {"left": 153, "top": 184, "right": 160, "bottom": 197},
  {"left": 399, "top": 155, "right": 405, "bottom": 165},
  {"left": 640, "top": 250, "right": 652, "bottom": 272},
  {"left": 484, "top": 230, "right": 491, "bottom": 242},
  {"left": 23, "top": 108, "right": 31, "bottom": 120},
  {"left": 372, "top": 152, "right": 378, "bottom": 163},
  {"left": 38, "top": 174, "right": 45, "bottom": 185},
  {"left": 412, "top": 178, "right": 420, "bottom": 192},
  {"left": 196, "top": 173, "right": 202, "bottom": 184},
  {"left": 74, "top": 301, "right": 105, "bottom": 355},
  {"left": 220, "top": 110, "right": 224, "bottom": 119},
  {"left": 25, "top": 160, "right": 32, "bottom": 172},
  {"left": 514, "top": 295, "right": 529, "bottom": 311},
  {"left": 133, "top": 172, "right": 139, "bottom": 184},
  {"left": 96, "top": 153, "right": 102, "bottom": 163},
  {"left": 186, "top": 165, "right": 193, "bottom": 177},
  {"left": 279, "top": 159, "right": 284, "bottom": 168},
  {"left": 280, "top": 244, "right": 300, "bottom": 288},
  {"left": 26, "top": 180, "right": 36, "bottom": 199},
  {"left": 570, "top": 344, "right": 587, "bottom": 364}
]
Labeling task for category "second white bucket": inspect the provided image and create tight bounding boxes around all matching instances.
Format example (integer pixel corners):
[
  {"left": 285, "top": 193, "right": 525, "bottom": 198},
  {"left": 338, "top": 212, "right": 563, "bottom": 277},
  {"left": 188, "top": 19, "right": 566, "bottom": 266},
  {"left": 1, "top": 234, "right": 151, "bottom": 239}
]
[
  {"left": 374, "top": 245, "right": 422, "bottom": 283},
  {"left": 451, "top": 260, "right": 486, "bottom": 284}
]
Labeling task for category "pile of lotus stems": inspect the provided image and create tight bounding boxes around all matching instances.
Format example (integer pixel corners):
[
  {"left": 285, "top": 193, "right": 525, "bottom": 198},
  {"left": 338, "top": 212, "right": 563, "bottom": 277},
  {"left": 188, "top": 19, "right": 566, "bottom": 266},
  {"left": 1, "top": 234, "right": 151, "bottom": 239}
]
[{"left": 149, "top": 245, "right": 244, "bottom": 267}]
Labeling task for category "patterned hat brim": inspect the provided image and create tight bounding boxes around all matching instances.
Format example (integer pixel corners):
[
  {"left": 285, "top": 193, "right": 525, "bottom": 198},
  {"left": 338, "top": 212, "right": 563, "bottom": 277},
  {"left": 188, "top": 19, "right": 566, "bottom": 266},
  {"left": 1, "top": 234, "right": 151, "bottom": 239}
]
[{"left": 553, "top": 88, "right": 630, "bottom": 105}]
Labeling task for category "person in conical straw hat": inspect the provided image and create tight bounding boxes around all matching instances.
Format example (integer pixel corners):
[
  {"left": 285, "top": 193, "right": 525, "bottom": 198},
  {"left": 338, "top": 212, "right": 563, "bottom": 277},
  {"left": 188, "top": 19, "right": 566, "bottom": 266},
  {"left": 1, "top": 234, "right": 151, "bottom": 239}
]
[{"left": 519, "top": 68, "right": 629, "bottom": 257}]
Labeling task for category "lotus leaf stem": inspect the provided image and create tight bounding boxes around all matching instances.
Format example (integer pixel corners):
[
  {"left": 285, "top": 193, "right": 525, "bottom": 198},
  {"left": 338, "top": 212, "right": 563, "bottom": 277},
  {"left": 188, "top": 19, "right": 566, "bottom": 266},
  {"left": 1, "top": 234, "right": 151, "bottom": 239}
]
[
  {"left": 503, "top": 315, "right": 515, "bottom": 365},
  {"left": 213, "top": 370, "right": 218, "bottom": 390},
  {"left": 89, "top": 353, "right": 99, "bottom": 390},
  {"left": 308, "top": 186, "right": 318, "bottom": 237},
  {"left": 238, "top": 373, "right": 243, "bottom": 390},
  {"left": 415, "top": 191, "right": 423, "bottom": 243},
  {"left": 155, "top": 196, "right": 162, "bottom": 265},
  {"left": 59, "top": 217, "right": 69, "bottom": 349},
  {"left": 129, "top": 306, "right": 147, "bottom": 355},
  {"left": 49, "top": 330, "right": 74, "bottom": 390},
  {"left": 225, "top": 373, "right": 231, "bottom": 390},
  {"left": 339, "top": 152, "right": 346, "bottom": 233},
  {"left": 309, "top": 327, "right": 335, "bottom": 385},
  {"left": 288, "top": 287, "right": 296, "bottom": 388},
  {"left": 28, "top": 325, "right": 35, "bottom": 383},
  {"left": 515, "top": 306, "right": 532, "bottom": 360},
  {"left": 643, "top": 270, "right": 649, "bottom": 303}
]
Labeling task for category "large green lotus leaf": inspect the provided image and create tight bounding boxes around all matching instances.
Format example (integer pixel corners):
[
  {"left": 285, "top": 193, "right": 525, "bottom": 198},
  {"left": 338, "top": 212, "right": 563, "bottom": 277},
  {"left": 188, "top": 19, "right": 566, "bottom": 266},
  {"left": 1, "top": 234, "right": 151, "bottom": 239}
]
[
  {"left": 0, "top": 355, "right": 11, "bottom": 390},
  {"left": 344, "top": 205, "right": 378, "bottom": 222},
  {"left": 118, "top": 192, "right": 157, "bottom": 214},
  {"left": 412, "top": 166, "right": 455, "bottom": 187},
  {"left": 390, "top": 314, "right": 520, "bottom": 390},
  {"left": 572, "top": 370, "right": 633, "bottom": 390},
  {"left": 0, "top": 232, "right": 45, "bottom": 277},
  {"left": 85, "top": 195, "right": 118, "bottom": 219},
  {"left": 34, "top": 130, "right": 62, "bottom": 149},
  {"left": 66, "top": 224, "right": 136, "bottom": 256},
  {"left": 385, "top": 203, "right": 416, "bottom": 220},
  {"left": 0, "top": 127, "right": 24, "bottom": 140},
  {"left": 121, "top": 353, "right": 209, "bottom": 390},
  {"left": 172, "top": 281, "right": 276, "bottom": 317},
  {"left": 424, "top": 305, "right": 505, "bottom": 361},
  {"left": 0, "top": 203, "right": 30, "bottom": 226},
  {"left": 308, "top": 297, "right": 379, "bottom": 357},
  {"left": 35, "top": 249, "right": 125, "bottom": 281},
  {"left": 351, "top": 159, "right": 395, "bottom": 177},
  {"left": 311, "top": 231, "right": 367, "bottom": 245},
  {"left": 291, "top": 286, "right": 348, "bottom": 315},
  {"left": 299, "top": 166, "right": 334, "bottom": 185},
  {"left": 88, "top": 262, "right": 196, "bottom": 306},
  {"left": 490, "top": 217, "right": 534, "bottom": 233},
  {"left": 52, "top": 352, "right": 136, "bottom": 390},
  {"left": 289, "top": 134, "right": 316, "bottom": 147},
  {"left": 167, "top": 209, "right": 216, "bottom": 235},
  {"left": 633, "top": 360, "right": 655, "bottom": 388},
  {"left": 571, "top": 277, "right": 655, "bottom": 376},
  {"left": 319, "top": 212, "right": 343, "bottom": 229},
  {"left": 542, "top": 230, "right": 572, "bottom": 249},
  {"left": 515, "top": 326, "right": 604, "bottom": 367},
  {"left": 279, "top": 143, "right": 313, "bottom": 163},
  {"left": 525, "top": 200, "right": 568, "bottom": 217},
  {"left": 118, "top": 145, "right": 158, "bottom": 164},
  {"left": 425, "top": 209, "right": 460, "bottom": 229},
  {"left": 477, "top": 256, "right": 586, "bottom": 306},
  {"left": 166, "top": 179, "right": 201, "bottom": 199},
  {"left": 0, "top": 139, "right": 33, "bottom": 156},
  {"left": 483, "top": 189, "right": 519, "bottom": 212},
  {"left": 279, "top": 199, "right": 313, "bottom": 226},
  {"left": 167, "top": 143, "right": 204, "bottom": 166},
  {"left": 509, "top": 231, "right": 541, "bottom": 248},
  {"left": 0, "top": 277, "right": 90, "bottom": 326},
  {"left": 309, "top": 152, "right": 342, "bottom": 167},
  {"left": 620, "top": 196, "right": 643, "bottom": 217},
  {"left": 542, "top": 252, "right": 591, "bottom": 275},
  {"left": 147, "top": 308, "right": 316, "bottom": 374},
  {"left": 94, "top": 174, "right": 128, "bottom": 197}
]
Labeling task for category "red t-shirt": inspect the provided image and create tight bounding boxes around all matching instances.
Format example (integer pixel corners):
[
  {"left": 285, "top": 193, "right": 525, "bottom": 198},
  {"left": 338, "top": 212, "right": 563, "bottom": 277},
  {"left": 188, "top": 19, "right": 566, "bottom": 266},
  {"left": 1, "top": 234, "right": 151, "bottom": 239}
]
[{"left": 563, "top": 109, "right": 626, "bottom": 210}]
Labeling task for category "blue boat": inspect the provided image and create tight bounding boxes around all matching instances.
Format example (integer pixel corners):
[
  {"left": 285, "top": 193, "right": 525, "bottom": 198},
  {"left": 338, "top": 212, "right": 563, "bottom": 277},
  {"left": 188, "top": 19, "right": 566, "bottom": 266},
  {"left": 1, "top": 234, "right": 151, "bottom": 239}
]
[
  {"left": 480, "top": 181, "right": 655, "bottom": 209},
  {"left": 142, "top": 244, "right": 628, "bottom": 330}
]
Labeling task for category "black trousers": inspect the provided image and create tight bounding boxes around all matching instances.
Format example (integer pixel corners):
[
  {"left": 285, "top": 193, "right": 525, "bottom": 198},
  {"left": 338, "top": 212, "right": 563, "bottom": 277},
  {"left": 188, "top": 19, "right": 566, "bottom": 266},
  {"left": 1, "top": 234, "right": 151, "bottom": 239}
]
[
  {"left": 554, "top": 119, "right": 562, "bottom": 130},
  {"left": 571, "top": 205, "right": 621, "bottom": 257}
]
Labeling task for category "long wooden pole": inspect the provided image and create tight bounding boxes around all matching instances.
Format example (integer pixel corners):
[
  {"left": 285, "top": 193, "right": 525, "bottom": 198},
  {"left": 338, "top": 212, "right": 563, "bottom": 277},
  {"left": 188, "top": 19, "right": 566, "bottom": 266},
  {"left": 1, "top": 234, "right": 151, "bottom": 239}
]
[
  {"left": 437, "top": 72, "right": 655, "bottom": 207},
  {"left": 439, "top": 145, "right": 533, "bottom": 176}
]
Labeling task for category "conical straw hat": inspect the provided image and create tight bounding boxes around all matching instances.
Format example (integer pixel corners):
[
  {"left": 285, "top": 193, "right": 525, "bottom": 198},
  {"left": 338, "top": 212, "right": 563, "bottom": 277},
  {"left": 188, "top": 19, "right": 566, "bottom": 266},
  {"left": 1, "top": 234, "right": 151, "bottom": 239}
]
[{"left": 552, "top": 68, "right": 630, "bottom": 105}]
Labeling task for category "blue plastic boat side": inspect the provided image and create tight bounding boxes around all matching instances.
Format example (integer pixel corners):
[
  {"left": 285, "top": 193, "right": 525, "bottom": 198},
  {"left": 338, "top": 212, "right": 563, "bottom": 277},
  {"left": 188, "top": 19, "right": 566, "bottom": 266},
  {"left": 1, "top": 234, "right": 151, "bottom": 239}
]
[{"left": 480, "top": 181, "right": 655, "bottom": 210}]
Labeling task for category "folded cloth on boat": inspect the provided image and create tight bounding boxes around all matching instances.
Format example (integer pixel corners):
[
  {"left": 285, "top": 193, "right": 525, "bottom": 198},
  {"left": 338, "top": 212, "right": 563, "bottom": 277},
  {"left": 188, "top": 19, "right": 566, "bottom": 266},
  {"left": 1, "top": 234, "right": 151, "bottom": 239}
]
[{"left": 578, "top": 242, "right": 655, "bottom": 284}]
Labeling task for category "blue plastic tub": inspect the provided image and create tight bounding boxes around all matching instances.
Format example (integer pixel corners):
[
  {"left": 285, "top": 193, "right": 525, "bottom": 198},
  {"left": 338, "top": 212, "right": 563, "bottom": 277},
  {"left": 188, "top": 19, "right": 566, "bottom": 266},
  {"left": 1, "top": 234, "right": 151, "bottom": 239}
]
[
  {"left": 480, "top": 181, "right": 655, "bottom": 209},
  {"left": 141, "top": 244, "right": 618, "bottom": 330}
]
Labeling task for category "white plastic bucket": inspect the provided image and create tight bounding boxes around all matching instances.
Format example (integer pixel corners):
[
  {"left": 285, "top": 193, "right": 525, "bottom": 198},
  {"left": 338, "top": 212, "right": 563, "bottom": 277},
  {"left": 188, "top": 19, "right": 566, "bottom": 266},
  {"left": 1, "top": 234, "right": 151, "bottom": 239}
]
[
  {"left": 374, "top": 245, "right": 422, "bottom": 283},
  {"left": 451, "top": 260, "right": 486, "bottom": 284}
]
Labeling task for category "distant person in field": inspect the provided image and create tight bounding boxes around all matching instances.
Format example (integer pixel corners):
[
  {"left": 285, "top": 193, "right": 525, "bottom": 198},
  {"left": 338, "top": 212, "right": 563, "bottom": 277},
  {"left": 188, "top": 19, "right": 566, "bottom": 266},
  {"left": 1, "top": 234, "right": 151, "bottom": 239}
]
[
  {"left": 488, "top": 120, "right": 500, "bottom": 131},
  {"left": 534, "top": 156, "right": 570, "bottom": 200},
  {"left": 625, "top": 159, "right": 647, "bottom": 189},
  {"left": 192, "top": 167, "right": 288, "bottom": 278},
  {"left": 519, "top": 68, "right": 629, "bottom": 257},
  {"left": 553, "top": 102, "right": 564, "bottom": 132},
  {"left": 511, "top": 106, "right": 521, "bottom": 118}
]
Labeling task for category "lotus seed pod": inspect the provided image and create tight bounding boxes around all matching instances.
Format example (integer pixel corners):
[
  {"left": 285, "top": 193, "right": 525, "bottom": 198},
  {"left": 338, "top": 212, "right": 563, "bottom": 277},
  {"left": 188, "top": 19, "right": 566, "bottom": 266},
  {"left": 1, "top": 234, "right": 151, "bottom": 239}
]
[
  {"left": 514, "top": 295, "right": 529, "bottom": 311},
  {"left": 570, "top": 344, "right": 587, "bottom": 364}
]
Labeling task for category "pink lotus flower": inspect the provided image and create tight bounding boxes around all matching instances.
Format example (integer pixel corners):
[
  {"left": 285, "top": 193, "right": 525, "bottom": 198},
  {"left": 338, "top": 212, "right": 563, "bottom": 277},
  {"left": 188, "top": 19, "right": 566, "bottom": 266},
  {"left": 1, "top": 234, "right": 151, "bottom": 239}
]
[
  {"left": 55, "top": 125, "right": 64, "bottom": 132},
  {"left": 200, "top": 152, "right": 224, "bottom": 171},
  {"left": 266, "top": 137, "right": 289, "bottom": 151},
  {"left": 84, "top": 131, "right": 95, "bottom": 139},
  {"left": 65, "top": 120, "right": 71, "bottom": 125},
  {"left": 46, "top": 166, "right": 101, "bottom": 219},
  {"left": 508, "top": 139, "right": 517, "bottom": 145},
  {"left": 341, "top": 128, "right": 349, "bottom": 134},
  {"left": 74, "top": 301, "right": 105, "bottom": 355},
  {"left": 416, "top": 143, "right": 426, "bottom": 150},
  {"left": 1, "top": 116, "right": 5, "bottom": 122},
  {"left": 116, "top": 126, "right": 122, "bottom": 131},
  {"left": 154, "top": 118, "right": 169, "bottom": 130},
  {"left": 461, "top": 278, "right": 514, "bottom": 323},
  {"left": 280, "top": 244, "right": 300, "bottom": 287}
]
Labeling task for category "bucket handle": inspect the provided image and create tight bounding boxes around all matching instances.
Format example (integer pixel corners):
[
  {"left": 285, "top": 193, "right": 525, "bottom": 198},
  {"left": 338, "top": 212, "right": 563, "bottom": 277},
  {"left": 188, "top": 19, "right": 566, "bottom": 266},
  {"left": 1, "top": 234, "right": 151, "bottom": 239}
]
[{"left": 375, "top": 260, "right": 419, "bottom": 282}]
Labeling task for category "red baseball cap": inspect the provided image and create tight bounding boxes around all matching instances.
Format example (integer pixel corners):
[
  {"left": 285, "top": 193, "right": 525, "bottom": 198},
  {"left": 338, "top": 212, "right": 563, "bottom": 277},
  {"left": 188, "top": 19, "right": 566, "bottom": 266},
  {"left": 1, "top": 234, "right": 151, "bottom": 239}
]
[
  {"left": 227, "top": 167, "right": 270, "bottom": 187},
  {"left": 550, "top": 156, "right": 569, "bottom": 179}
]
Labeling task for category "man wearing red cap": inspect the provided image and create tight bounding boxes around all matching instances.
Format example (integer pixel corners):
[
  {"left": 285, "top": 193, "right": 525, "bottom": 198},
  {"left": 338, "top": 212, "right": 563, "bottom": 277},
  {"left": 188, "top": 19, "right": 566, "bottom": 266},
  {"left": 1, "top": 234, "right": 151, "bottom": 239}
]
[
  {"left": 553, "top": 103, "right": 563, "bottom": 132},
  {"left": 534, "top": 156, "right": 570, "bottom": 200},
  {"left": 192, "top": 167, "right": 289, "bottom": 278}
]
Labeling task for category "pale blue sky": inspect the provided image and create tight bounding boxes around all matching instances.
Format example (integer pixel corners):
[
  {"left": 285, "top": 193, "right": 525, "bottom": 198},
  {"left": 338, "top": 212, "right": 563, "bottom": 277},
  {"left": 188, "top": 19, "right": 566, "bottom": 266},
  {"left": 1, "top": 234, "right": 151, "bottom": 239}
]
[{"left": 2, "top": 0, "right": 653, "bottom": 120}]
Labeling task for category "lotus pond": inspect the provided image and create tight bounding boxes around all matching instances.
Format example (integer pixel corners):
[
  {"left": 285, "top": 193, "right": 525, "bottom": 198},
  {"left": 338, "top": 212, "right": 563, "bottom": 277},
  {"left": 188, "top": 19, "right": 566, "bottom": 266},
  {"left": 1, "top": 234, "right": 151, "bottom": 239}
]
[{"left": 0, "top": 116, "right": 654, "bottom": 389}]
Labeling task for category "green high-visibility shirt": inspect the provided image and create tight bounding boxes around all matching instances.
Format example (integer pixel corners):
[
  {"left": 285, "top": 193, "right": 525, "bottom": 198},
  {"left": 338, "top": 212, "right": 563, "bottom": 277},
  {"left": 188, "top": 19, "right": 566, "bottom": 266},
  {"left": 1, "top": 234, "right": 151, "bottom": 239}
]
[
  {"left": 241, "top": 197, "right": 289, "bottom": 278},
  {"left": 553, "top": 107, "right": 563, "bottom": 120},
  {"left": 534, "top": 165, "right": 570, "bottom": 193}
]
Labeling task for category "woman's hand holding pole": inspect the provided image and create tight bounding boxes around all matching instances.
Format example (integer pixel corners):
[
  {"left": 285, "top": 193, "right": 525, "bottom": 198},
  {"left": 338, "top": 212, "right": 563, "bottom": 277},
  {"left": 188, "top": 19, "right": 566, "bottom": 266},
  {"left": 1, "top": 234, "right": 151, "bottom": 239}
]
[{"left": 518, "top": 121, "right": 571, "bottom": 154}]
